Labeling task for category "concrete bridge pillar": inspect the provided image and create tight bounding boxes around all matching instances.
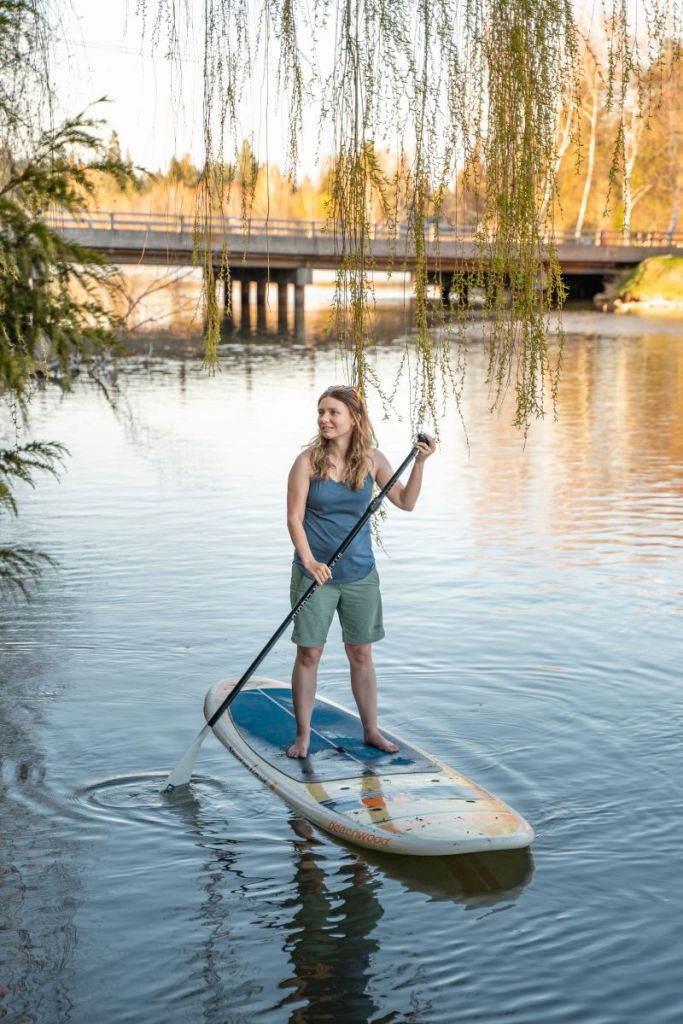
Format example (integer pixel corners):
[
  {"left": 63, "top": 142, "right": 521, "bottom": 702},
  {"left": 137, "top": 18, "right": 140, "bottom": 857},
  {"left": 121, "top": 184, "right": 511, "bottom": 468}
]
[
  {"left": 451, "top": 275, "right": 469, "bottom": 309},
  {"left": 240, "top": 280, "right": 251, "bottom": 329},
  {"left": 277, "top": 282, "right": 288, "bottom": 329},
  {"left": 221, "top": 265, "right": 312, "bottom": 335},
  {"left": 294, "top": 284, "right": 305, "bottom": 333},
  {"left": 293, "top": 266, "right": 311, "bottom": 338},
  {"left": 436, "top": 271, "right": 470, "bottom": 310},
  {"left": 256, "top": 279, "right": 267, "bottom": 329}
]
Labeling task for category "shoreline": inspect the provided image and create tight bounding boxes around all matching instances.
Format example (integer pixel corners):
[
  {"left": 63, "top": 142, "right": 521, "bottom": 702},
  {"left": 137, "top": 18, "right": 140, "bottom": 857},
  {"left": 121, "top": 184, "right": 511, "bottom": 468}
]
[{"left": 596, "top": 296, "right": 683, "bottom": 316}]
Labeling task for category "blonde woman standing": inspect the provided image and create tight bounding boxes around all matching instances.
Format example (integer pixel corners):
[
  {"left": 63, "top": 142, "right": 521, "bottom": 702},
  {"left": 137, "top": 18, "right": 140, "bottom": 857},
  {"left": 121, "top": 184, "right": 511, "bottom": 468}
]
[{"left": 286, "top": 384, "right": 435, "bottom": 758}]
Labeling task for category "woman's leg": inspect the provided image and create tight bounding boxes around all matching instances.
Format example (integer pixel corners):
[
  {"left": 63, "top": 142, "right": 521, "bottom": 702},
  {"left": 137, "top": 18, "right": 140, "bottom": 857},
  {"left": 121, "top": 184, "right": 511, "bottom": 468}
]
[
  {"left": 288, "top": 644, "right": 324, "bottom": 758},
  {"left": 345, "top": 643, "right": 398, "bottom": 753}
]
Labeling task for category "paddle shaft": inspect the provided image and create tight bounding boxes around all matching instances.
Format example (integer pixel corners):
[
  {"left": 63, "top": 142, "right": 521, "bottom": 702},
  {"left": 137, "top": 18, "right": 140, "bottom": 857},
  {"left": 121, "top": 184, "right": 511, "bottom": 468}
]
[{"left": 206, "top": 434, "right": 429, "bottom": 729}]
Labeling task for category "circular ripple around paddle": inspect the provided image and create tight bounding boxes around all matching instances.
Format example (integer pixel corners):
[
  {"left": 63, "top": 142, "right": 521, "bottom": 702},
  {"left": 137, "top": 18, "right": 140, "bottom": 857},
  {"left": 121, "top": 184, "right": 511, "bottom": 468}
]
[{"left": 71, "top": 773, "right": 233, "bottom": 830}]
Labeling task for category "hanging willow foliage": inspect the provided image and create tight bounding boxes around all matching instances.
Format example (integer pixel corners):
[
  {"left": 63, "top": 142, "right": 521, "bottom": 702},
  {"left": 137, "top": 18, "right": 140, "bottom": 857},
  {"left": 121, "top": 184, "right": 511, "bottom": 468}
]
[{"left": 138, "top": 0, "right": 681, "bottom": 431}]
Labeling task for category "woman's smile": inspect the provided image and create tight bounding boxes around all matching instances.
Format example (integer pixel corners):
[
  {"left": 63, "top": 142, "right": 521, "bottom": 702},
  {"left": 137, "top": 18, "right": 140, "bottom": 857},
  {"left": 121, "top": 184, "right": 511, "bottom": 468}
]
[{"left": 317, "top": 397, "right": 356, "bottom": 438}]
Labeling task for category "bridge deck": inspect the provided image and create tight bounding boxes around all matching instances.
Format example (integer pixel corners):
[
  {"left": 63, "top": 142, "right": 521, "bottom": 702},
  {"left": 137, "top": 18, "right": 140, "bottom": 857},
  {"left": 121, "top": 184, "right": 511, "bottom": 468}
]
[{"left": 45, "top": 211, "right": 683, "bottom": 275}]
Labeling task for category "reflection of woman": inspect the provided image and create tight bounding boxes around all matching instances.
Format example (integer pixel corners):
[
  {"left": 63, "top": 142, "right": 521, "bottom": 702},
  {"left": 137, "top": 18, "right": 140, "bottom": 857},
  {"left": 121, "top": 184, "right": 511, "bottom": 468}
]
[
  {"left": 279, "top": 819, "right": 383, "bottom": 1024},
  {"left": 286, "top": 384, "right": 435, "bottom": 758}
]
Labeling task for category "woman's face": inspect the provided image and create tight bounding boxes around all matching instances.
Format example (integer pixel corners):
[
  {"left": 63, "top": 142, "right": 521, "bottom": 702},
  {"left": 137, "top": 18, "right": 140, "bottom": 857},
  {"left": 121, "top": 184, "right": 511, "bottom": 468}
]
[{"left": 317, "top": 396, "right": 356, "bottom": 441}]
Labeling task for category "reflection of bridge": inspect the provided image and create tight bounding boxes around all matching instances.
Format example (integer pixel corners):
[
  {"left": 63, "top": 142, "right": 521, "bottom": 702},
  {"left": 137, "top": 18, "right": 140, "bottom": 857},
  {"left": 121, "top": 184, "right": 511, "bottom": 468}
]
[{"left": 46, "top": 210, "right": 683, "bottom": 323}]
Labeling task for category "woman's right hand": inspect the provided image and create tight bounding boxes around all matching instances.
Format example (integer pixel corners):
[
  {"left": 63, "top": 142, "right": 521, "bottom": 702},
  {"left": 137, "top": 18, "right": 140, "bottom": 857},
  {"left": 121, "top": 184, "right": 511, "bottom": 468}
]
[{"left": 304, "top": 559, "right": 332, "bottom": 585}]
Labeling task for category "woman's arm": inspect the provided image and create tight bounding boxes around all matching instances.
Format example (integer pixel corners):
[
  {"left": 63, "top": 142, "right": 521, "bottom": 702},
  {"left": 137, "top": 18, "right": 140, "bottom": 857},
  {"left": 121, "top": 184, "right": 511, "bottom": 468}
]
[
  {"left": 287, "top": 452, "right": 332, "bottom": 585},
  {"left": 373, "top": 435, "right": 436, "bottom": 512}
]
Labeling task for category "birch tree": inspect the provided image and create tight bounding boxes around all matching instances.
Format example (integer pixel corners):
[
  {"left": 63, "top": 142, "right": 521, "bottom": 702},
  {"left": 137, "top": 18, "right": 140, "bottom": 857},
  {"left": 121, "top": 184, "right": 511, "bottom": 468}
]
[{"left": 574, "top": 43, "right": 603, "bottom": 240}]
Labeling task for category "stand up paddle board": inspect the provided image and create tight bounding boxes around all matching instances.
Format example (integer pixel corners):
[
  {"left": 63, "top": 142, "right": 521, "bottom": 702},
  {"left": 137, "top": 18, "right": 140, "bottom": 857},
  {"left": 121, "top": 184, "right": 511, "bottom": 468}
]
[{"left": 205, "top": 676, "right": 534, "bottom": 856}]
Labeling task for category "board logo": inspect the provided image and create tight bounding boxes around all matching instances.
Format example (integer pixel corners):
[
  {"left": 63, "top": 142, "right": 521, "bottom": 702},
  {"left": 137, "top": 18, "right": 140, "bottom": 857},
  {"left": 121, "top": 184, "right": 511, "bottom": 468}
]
[{"left": 327, "top": 819, "right": 392, "bottom": 848}]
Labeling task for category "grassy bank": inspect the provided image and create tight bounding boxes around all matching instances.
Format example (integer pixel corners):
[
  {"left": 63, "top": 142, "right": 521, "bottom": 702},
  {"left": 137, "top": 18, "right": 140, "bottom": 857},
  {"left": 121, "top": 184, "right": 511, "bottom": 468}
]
[{"left": 597, "top": 255, "right": 683, "bottom": 312}]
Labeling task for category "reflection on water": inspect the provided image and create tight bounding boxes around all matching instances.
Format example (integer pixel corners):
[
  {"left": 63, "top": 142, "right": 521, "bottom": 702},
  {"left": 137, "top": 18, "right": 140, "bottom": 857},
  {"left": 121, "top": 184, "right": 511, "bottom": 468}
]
[
  {"left": 274, "top": 819, "right": 528, "bottom": 1024},
  {"left": 278, "top": 820, "right": 383, "bottom": 1024},
  {"left": 0, "top": 646, "right": 78, "bottom": 1024},
  {"left": 361, "top": 843, "right": 534, "bottom": 907},
  {"left": 2, "top": 311, "right": 683, "bottom": 1023},
  {"left": 161, "top": 797, "right": 532, "bottom": 1024}
]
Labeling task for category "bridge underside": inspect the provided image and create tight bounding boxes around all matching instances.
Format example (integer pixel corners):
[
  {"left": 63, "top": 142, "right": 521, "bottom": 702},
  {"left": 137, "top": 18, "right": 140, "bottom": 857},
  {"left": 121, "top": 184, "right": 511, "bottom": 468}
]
[
  {"left": 52, "top": 222, "right": 683, "bottom": 330},
  {"left": 64, "top": 224, "right": 676, "bottom": 276},
  {"left": 92, "top": 239, "right": 635, "bottom": 306},
  {"left": 429, "top": 268, "right": 617, "bottom": 303}
]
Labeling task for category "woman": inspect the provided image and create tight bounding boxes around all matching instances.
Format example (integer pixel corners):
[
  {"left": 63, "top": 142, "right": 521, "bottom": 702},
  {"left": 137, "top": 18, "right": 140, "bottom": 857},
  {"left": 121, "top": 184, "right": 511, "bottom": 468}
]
[{"left": 286, "top": 384, "right": 435, "bottom": 758}]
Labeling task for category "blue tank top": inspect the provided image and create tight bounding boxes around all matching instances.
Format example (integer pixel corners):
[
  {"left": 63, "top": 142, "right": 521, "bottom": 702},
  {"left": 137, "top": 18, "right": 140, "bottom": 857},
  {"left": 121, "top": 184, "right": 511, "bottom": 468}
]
[{"left": 293, "top": 474, "right": 375, "bottom": 583}]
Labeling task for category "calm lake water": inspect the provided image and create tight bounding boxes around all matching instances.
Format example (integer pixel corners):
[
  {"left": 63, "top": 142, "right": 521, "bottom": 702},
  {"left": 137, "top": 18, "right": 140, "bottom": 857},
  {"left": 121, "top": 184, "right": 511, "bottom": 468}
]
[{"left": 2, "top": 310, "right": 682, "bottom": 1024}]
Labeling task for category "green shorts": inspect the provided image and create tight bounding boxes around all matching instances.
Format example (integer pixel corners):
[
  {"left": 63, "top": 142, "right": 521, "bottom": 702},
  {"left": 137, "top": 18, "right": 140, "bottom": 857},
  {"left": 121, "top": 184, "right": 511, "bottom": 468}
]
[{"left": 290, "top": 564, "right": 385, "bottom": 648}]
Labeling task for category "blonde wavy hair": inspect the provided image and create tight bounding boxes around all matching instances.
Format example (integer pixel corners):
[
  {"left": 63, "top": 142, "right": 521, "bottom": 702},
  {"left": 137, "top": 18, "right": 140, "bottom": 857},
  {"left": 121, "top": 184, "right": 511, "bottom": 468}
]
[{"left": 308, "top": 385, "right": 376, "bottom": 490}]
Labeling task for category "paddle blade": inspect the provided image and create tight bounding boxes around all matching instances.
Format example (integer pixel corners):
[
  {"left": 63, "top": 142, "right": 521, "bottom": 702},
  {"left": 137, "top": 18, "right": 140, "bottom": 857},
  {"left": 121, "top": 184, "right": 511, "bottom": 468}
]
[{"left": 160, "top": 723, "right": 211, "bottom": 793}]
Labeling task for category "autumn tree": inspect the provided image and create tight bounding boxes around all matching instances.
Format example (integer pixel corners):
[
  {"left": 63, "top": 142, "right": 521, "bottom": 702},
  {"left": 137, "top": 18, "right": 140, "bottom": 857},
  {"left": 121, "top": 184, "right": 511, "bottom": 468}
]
[{"left": 573, "top": 42, "right": 604, "bottom": 239}]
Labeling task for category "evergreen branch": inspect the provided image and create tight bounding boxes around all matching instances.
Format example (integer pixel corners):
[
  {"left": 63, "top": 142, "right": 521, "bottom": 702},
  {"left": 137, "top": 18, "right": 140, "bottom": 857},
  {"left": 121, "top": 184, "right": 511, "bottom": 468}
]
[
  {"left": 0, "top": 546, "right": 56, "bottom": 601},
  {"left": 0, "top": 441, "right": 68, "bottom": 517}
]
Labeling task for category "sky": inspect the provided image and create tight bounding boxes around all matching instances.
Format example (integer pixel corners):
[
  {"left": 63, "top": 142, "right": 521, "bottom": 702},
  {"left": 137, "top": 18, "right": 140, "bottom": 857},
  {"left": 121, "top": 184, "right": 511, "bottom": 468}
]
[
  {"left": 52, "top": 0, "right": 330, "bottom": 179},
  {"left": 54, "top": 3, "right": 203, "bottom": 171},
  {"left": 51, "top": 1, "right": 664, "bottom": 179}
]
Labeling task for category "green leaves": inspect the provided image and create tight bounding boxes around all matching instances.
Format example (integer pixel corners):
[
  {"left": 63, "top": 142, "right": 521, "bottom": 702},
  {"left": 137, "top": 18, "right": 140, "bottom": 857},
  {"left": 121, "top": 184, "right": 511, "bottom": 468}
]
[
  {"left": 1, "top": 3, "right": 134, "bottom": 599},
  {"left": 0, "top": 109, "right": 132, "bottom": 410},
  {"left": 0, "top": 441, "right": 66, "bottom": 600},
  {"left": 0, "top": 440, "right": 67, "bottom": 518}
]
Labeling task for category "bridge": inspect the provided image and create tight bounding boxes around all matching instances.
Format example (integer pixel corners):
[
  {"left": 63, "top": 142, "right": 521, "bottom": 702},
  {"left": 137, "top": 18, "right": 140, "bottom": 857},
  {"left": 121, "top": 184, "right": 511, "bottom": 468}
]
[{"left": 46, "top": 210, "right": 683, "bottom": 325}]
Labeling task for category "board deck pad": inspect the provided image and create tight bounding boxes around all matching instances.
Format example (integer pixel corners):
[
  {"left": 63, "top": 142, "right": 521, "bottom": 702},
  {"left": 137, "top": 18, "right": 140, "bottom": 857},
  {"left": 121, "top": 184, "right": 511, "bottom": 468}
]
[{"left": 229, "top": 686, "right": 434, "bottom": 782}]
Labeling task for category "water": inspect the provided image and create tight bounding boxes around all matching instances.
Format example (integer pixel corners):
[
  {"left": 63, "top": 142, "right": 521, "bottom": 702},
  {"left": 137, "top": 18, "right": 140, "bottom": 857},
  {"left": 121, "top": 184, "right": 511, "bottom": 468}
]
[{"left": 1, "top": 311, "right": 682, "bottom": 1024}]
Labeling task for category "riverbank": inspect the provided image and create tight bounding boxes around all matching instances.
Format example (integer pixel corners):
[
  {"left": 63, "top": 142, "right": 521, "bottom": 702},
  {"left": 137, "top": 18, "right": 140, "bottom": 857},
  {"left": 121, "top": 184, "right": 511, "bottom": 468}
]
[{"left": 596, "top": 254, "right": 683, "bottom": 314}]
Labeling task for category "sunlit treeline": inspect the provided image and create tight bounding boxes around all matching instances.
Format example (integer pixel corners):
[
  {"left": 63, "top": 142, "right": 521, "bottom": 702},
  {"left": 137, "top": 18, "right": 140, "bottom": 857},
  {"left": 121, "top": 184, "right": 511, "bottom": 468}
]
[
  {"left": 89, "top": 31, "right": 683, "bottom": 237},
  {"left": 554, "top": 38, "right": 683, "bottom": 237},
  {"left": 92, "top": 138, "right": 330, "bottom": 222}
]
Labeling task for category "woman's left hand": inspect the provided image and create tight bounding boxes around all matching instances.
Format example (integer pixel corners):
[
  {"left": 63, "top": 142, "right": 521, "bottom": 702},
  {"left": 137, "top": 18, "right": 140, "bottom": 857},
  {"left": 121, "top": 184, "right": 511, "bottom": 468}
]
[{"left": 414, "top": 434, "right": 436, "bottom": 463}]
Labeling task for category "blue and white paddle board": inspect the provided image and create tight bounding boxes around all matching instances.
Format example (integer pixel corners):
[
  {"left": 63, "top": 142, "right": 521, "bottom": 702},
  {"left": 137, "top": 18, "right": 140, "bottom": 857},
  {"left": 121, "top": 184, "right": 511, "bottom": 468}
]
[{"left": 205, "top": 676, "right": 534, "bottom": 856}]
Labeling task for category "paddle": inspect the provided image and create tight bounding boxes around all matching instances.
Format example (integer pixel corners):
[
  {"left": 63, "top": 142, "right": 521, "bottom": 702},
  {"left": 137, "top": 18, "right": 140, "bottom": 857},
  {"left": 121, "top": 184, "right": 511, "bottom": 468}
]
[{"left": 161, "top": 433, "right": 430, "bottom": 793}]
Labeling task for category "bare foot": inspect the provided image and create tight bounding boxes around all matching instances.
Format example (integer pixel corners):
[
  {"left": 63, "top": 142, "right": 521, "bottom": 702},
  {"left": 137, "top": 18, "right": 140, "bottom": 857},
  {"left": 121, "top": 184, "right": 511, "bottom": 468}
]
[
  {"left": 287, "top": 734, "right": 310, "bottom": 758},
  {"left": 364, "top": 729, "right": 399, "bottom": 754}
]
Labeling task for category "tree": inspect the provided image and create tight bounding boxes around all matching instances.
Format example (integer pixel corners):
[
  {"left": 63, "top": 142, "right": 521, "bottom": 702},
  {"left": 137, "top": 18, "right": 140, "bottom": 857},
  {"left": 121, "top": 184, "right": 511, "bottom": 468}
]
[
  {"left": 166, "top": 153, "right": 200, "bottom": 188},
  {"left": 0, "top": 0, "right": 132, "bottom": 598},
  {"left": 140, "top": 0, "right": 680, "bottom": 433},
  {"left": 574, "top": 43, "right": 604, "bottom": 240},
  {"left": 627, "top": 40, "right": 683, "bottom": 238},
  {"left": 0, "top": 442, "right": 66, "bottom": 598},
  {"left": 106, "top": 130, "right": 123, "bottom": 164}
]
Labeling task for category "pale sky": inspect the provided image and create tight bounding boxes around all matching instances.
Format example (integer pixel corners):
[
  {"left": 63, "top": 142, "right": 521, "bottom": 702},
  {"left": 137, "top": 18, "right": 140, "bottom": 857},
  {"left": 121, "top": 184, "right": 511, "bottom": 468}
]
[
  {"left": 52, "top": 0, "right": 327, "bottom": 178},
  {"left": 51, "top": 1, "right": 661, "bottom": 178}
]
